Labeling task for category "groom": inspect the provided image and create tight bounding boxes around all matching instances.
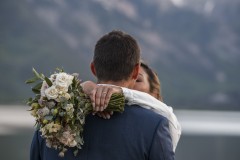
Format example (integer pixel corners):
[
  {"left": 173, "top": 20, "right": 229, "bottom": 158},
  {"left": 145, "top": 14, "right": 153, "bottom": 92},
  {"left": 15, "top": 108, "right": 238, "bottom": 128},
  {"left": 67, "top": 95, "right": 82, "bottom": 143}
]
[{"left": 30, "top": 30, "right": 175, "bottom": 160}]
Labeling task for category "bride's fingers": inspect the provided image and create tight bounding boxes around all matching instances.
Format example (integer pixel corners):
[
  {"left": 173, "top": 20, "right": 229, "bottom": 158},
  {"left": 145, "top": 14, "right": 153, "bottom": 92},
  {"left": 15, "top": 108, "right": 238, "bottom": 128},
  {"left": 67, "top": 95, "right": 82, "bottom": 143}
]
[
  {"left": 97, "top": 111, "right": 111, "bottom": 119},
  {"left": 96, "top": 112, "right": 103, "bottom": 118},
  {"left": 92, "top": 85, "right": 122, "bottom": 112},
  {"left": 95, "top": 87, "right": 104, "bottom": 111},
  {"left": 97, "top": 112, "right": 106, "bottom": 119},
  {"left": 90, "top": 89, "right": 97, "bottom": 109},
  {"left": 102, "top": 112, "right": 108, "bottom": 119},
  {"left": 103, "top": 111, "right": 111, "bottom": 119},
  {"left": 99, "top": 87, "right": 109, "bottom": 111},
  {"left": 103, "top": 88, "right": 113, "bottom": 109}
]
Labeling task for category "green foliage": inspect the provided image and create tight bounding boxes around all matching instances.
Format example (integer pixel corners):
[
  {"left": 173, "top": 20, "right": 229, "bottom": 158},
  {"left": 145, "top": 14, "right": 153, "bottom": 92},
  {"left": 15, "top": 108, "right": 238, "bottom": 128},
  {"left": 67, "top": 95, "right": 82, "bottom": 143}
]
[{"left": 44, "top": 77, "right": 52, "bottom": 87}]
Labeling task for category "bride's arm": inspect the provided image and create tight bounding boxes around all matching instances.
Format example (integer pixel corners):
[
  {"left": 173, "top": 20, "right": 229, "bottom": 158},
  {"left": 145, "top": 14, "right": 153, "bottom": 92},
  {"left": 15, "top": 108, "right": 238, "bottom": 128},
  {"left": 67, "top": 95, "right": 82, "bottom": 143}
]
[
  {"left": 82, "top": 81, "right": 174, "bottom": 123},
  {"left": 122, "top": 87, "right": 181, "bottom": 151},
  {"left": 122, "top": 87, "right": 179, "bottom": 128},
  {"left": 81, "top": 82, "right": 179, "bottom": 129},
  {"left": 81, "top": 81, "right": 177, "bottom": 125},
  {"left": 81, "top": 81, "right": 97, "bottom": 95},
  {"left": 122, "top": 87, "right": 169, "bottom": 115}
]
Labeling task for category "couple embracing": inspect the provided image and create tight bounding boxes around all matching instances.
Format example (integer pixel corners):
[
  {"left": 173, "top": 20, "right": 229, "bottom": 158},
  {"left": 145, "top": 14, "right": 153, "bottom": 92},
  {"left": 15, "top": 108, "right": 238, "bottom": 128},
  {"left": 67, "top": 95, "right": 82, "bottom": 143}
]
[{"left": 30, "top": 30, "right": 181, "bottom": 160}]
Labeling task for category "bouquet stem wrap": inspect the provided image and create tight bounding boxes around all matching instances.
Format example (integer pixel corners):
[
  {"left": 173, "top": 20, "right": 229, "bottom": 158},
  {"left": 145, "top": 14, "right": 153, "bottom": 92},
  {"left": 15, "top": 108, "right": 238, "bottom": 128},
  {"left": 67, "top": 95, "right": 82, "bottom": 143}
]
[{"left": 26, "top": 68, "right": 125, "bottom": 157}]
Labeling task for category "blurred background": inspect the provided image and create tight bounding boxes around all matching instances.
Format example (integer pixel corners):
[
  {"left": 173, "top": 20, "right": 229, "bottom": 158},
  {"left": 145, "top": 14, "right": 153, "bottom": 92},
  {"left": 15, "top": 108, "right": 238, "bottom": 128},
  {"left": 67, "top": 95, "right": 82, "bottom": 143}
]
[{"left": 0, "top": 0, "right": 240, "bottom": 159}]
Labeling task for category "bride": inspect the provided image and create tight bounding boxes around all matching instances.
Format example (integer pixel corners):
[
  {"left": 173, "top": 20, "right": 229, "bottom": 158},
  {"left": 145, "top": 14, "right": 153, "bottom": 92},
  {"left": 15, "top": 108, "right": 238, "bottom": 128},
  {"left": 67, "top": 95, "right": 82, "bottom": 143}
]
[{"left": 82, "top": 61, "right": 181, "bottom": 152}]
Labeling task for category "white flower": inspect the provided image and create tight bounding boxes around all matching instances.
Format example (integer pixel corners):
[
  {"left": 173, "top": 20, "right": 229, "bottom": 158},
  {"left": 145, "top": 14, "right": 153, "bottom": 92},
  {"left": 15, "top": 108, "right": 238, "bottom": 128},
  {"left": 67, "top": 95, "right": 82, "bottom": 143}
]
[
  {"left": 46, "top": 101, "right": 56, "bottom": 108},
  {"left": 50, "top": 74, "right": 58, "bottom": 82},
  {"left": 58, "top": 130, "right": 77, "bottom": 147},
  {"left": 69, "top": 140, "right": 77, "bottom": 147},
  {"left": 55, "top": 73, "right": 74, "bottom": 89},
  {"left": 45, "top": 86, "right": 59, "bottom": 100},
  {"left": 40, "top": 127, "right": 47, "bottom": 136},
  {"left": 59, "top": 152, "right": 65, "bottom": 157},
  {"left": 40, "top": 81, "right": 49, "bottom": 97},
  {"left": 56, "top": 85, "right": 68, "bottom": 94},
  {"left": 65, "top": 104, "right": 74, "bottom": 117},
  {"left": 58, "top": 93, "right": 71, "bottom": 101},
  {"left": 66, "top": 104, "right": 74, "bottom": 112},
  {"left": 37, "top": 107, "right": 50, "bottom": 117},
  {"left": 63, "top": 93, "right": 71, "bottom": 100},
  {"left": 55, "top": 93, "right": 71, "bottom": 102},
  {"left": 44, "top": 122, "right": 61, "bottom": 133},
  {"left": 45, "top": 139, "right": 52, "bottom": 148}
]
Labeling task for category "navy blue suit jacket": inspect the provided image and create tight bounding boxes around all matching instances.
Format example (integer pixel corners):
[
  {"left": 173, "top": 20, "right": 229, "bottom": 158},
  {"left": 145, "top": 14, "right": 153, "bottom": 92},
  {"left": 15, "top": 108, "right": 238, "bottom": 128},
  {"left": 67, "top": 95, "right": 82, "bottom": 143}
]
[{"left": 30, "top": 105, "right": 175, "bottom": 160}]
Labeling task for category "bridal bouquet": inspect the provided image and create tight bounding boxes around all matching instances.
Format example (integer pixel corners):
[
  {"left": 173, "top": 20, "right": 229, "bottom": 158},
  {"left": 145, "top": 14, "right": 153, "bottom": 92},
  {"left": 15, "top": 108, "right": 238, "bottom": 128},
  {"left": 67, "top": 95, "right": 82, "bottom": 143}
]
[{"left": 26, "top": 68, "right": 125, "bottom": 157}]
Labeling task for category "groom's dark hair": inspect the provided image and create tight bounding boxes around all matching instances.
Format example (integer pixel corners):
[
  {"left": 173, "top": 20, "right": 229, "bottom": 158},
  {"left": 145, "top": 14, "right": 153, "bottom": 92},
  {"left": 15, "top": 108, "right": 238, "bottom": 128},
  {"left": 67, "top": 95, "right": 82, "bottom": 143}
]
[{"left": 93, "top": 30, "right": 140, "bottom": 82}]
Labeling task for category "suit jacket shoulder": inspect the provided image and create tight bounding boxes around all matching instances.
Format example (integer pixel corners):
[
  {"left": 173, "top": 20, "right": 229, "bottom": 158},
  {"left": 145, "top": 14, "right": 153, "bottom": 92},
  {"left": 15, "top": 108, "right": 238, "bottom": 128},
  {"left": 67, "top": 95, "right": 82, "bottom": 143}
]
[{"left": 30, "top": 104, "right": 175, "bottom": 160}]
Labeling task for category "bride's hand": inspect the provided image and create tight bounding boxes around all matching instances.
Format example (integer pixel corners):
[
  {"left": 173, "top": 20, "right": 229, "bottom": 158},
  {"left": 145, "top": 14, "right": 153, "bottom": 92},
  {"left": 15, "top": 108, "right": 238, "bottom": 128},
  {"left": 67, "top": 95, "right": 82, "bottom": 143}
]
[
  {"left": 89, "top": 85, "right": 122, "bottom": 112},
  {"left": 81, "top": 81, "right": 97, "bottom": 95},
  {"left": 95, "top": 111, "right": 114, "bottom": 119}
]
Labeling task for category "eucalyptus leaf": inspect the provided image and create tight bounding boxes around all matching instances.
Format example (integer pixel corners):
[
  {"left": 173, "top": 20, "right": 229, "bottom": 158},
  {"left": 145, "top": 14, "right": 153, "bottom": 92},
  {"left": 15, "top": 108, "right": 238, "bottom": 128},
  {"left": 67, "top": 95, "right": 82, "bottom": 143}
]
[
  {"left": 44, "top": 115, "right": 54, "bottom": 120},
  {"left": 73, "top": 150, "right": 78, "bottom": 156},
  {"left": 32, "top": 88, "right": 40, "bottom": 94},
  {"left": 25, "top": 76, "right": 39, "bottom": 84},
  {"left": 33, "top": 82, "right": 43, "bottom": 90},
  {"left": 59, "top": 112, "right": 65, "bottom": 117},
  {"left": 36, "top": 123, "right": 41, "bottom": 130},
  {"left": 26, "top": 101, "right": 32, "bottom": 106},
  {"left": 27, "top": 107, "right": 34, "bottom": 111},
  {"left": 32, "top": 68, "right": 44, "bottom": 80},
  {"left": 35, "top": 95, "right": 41, "bottom": 100},
  {"left": 44, "top": 76, "right": 53, "bottom": 87},
  {"left": 56, "top": 67, "right": 64, "bottom": 72},
  {"left": 40, "top": 73, "right": 45, "bottom": 78}
]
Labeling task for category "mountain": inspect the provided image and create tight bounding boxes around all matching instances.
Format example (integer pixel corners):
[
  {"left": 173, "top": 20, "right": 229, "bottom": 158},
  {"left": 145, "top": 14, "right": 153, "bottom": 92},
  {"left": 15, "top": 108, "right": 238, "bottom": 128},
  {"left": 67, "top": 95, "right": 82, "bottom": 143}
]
[{"left": 0, "top": 0, "right": 240, "bottom": 110}]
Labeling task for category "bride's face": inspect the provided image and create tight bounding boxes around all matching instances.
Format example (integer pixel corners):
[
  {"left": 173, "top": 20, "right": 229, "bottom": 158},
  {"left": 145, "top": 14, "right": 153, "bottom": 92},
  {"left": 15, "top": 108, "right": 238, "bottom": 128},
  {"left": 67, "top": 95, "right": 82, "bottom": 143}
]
[{"left": 133, "top": 67, "right": 150, "bottom": 93}]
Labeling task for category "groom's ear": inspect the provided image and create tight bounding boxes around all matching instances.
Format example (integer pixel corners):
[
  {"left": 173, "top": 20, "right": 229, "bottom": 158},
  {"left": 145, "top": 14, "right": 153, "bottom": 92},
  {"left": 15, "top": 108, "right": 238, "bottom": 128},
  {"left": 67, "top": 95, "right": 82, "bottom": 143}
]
[
  {"left": 90, "top": 62, "right": 97, "bottom": 76},
  {"left": 132, "top": 63, "right": 140, "bottom": 80}
]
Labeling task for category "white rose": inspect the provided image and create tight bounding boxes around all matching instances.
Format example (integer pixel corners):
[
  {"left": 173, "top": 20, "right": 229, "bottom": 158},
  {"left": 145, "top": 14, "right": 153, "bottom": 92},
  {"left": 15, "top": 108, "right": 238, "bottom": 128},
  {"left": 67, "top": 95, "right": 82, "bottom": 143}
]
[
  {"left": 55, "top": 73, "right": 74, "bottom": 88},
  {"left": 56, "top": 85, "right": 68, "bottom": 94},
  {"left": 63, "top": 93, "right": 71, "bottom": 100},
  {"left": 56, "top": 93, "right": 71, "bottom": 102},
  {"left": 45, "top": 86, "right": 59, "bottom": 100},
  {"left": 69, "top": 140, "right": 77, "bottom": 147},
  {"left": 50, "top": 74, "right": 58, "bottom": 82}
]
